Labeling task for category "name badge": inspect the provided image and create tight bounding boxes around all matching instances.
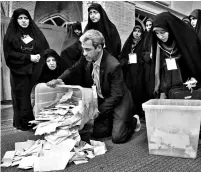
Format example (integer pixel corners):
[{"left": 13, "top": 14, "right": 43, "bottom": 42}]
[
  {"left": 128, "top": 53, "right": 137, "bottom": 64},
  {"left": 165, "top": 58, "right": 177, "bottom": 70},
  {"left": 21, "top": 35, "right": 33, "bottom": 44},
  {"left": 92, "top": 85, "right": 97, "bottom": 99}
]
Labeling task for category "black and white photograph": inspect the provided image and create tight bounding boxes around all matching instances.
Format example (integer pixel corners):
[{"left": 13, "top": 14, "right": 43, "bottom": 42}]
[{"left": 1, "top": 1, "right": 201, "bottom": 171}]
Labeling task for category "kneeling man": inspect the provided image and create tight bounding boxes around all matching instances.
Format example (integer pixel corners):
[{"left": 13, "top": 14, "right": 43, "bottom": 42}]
[{"left": 47, "top": 29, "right": 140, "bottom": 143}]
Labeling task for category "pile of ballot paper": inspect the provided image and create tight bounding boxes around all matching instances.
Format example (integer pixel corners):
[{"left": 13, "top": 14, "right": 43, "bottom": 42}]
[
  {"left": 149, "top": 128, "right": 196, "bottom": 158},
  {"left": 1, "top": 86, "right": 107, "bottom": 171},
  {"left": 1, "top": 139, "right": 107, "bottom": 171}
]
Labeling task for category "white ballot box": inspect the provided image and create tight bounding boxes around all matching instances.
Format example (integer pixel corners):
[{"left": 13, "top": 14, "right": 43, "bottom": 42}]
[
  {"left": 142, "top": 99, "right": 201, "bottom": 159},
  {"left": 34, "top": 83, "right": 98, "bottom": 130}
]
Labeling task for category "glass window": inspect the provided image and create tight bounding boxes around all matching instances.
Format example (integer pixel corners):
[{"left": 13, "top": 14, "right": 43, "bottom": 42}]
[{"left": 41, "top": 15, "right": 67, "bottom": 28}]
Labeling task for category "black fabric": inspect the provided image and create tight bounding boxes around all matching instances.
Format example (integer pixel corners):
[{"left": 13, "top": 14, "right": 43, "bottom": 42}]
[
  {"left": 61, "top": 22, "right": 82, "bottom": 52},
  {"left": 119, "top": 25, "right": 145, "bottom": 117},
  {"left": 3, "top": 8, "right": 49, "bottom": 130},
  {"left": 182, "top": 16, "right": 192, "bottom": 27},
  {"left": 168, "top": 85, "right": 201, "bottom": 100},
  {"left": 152, "top": 12, "right": 201, "bottom": 86},
  {"left": 142, "top": 24, "right": 156, "bottom": 102},
  {"left": 189, "top": 9, "right": 201, "bottom": 43},
  {"left": 3, "top": 8, "right": 49, "bottom": 76},
  {"left": 36, "top": 49, "right": 66, "bottom": 83},
  {"left": 60, "top": 41, "right": 83, "bottom": 85},
  {"left": 84, "top": 3, "right": 121, "bottom": 58}
]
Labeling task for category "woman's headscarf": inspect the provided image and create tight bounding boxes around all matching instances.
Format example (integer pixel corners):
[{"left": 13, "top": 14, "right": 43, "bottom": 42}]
[
  {"left": 4, "top": 8, "right": 48, "bottom": 50},
  {"left": 3, "top": 8, "right": 49, "bottom": 81},
  {"left": 189, "top": 9, "right": 201, "bottom": 42},
  {"left": 152, "top": 12, "right": 201, "bottom": 92},
  {"left": 37, "top": 49, "right": 65, "bottom": 83},
  {"left": 84, "top": 3, "right": 121, "bottom": 58},
  {"left": 182, "top": 16, "right": 191, "bottom": 27}
]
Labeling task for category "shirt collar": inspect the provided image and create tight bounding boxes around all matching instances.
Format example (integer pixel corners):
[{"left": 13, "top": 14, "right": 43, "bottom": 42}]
[{"left": 94, "top": 50, "right": 103, "bottom": 67}]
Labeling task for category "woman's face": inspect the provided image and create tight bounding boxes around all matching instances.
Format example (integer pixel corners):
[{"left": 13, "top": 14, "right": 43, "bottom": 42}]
[
  {"left": 146, "top": 21, "right": 152, "bottom": 32},
  {"left": 46, "top": 56, "right": 57, "bottom": 70},
  {"left": 155, "top": 28, "right": 169, "bottom": 43},
  {"left": 190, "top": 16, "right": 197, "bottom": 28},
  {"left": 17, "top": 14, "right": 30, "bottom": 28},
  {"left": 89, "top": 9, "right": 101, "bottom": 23},
  {"left": 133, "top": 28, "right": 142, "bottom": 39},
  {"left": 74, "top": 29, "right": 82, "bottom": 36}
]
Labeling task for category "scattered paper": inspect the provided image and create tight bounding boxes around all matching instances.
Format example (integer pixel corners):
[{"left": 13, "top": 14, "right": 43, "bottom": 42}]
[{"left": 1, "top": 151, "right": 16, "bottom": 167}]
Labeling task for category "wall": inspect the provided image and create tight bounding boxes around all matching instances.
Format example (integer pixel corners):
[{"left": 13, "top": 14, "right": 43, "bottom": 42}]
[
  {"left": 12, "top": 1, "right": 36, "bottom": 19},
  {"left": 34, "top": 1, "right": 82, "bottom": 23},
  {"left": 170, "top": 1, "right": 201, "bottom": 16}
]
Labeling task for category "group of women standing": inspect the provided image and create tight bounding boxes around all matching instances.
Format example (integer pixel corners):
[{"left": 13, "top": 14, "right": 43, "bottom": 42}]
[
  {"left": 3, "top": 4, "right": 201, "bottom": 131},
  {"left": 119, "top": 10, "right": 201, "bottom": 118}
]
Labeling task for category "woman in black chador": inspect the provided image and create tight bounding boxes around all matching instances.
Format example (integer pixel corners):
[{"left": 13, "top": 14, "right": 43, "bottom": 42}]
[
  {"left": 152, "top": 12, "right": 201, "bottom": 99},
  {"left": 189, "top": 9, "right": 201, "bottom": 43},
  {"left": 84, "top": 3, "right": 121, "bottom": 58},
  {"left": 142, "top": 18, "right": 155, "bottom": 103},
  {"left": 119, "top": 25, "right": 144, "bottom": 118},
  {"left": 3, "top": 8, "right": 49, "bottom": 130}
]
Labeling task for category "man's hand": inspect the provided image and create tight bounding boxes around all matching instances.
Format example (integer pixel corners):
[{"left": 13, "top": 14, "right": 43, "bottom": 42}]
[{"left": 46, "top": 79, "right": 64, "bottom": 88}]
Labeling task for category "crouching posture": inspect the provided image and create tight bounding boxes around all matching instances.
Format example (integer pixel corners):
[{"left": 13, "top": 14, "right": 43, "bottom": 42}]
[{"left": 47, "top": 29, "right": 140, "bottom": 143}]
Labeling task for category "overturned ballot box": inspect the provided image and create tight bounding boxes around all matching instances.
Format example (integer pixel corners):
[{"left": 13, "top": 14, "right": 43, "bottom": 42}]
[
  {"left": 33, "top": 83, "right": 98, "bottom": 144},
  {"left": 142, "top": 99, "right": 201, "bottom": 159}
]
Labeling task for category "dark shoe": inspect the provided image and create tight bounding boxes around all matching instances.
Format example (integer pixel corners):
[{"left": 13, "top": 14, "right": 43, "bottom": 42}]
[{"left": 20, "top": 124, "right": 35, "bottom": 131}]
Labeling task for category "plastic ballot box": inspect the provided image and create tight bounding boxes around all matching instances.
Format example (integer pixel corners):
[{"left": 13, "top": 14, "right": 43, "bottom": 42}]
[
  {"left": 142, "top": 99, "right": 201, "bottom": 158},
  {"left": 34, "top": 83, "right": 98, "bottom": 130}
]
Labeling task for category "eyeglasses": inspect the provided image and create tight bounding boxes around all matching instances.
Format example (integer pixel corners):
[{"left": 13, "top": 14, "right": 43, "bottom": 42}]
[{"left": 21, "top": 45, "right": 33, "bottom": 51}]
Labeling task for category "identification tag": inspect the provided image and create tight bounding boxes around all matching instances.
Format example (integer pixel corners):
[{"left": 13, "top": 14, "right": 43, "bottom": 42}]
[
  {"left": 128, "top": 53, "right": 137, "bottom": 64},
  {"left": 92, "top": 85, "right": 98, "bottom": 99},
  {"left": 22, "top": 35, "right": 33, "bottom": 44},
  {"left": 165, "top": 58, "right": 177, "bottom": 70}
]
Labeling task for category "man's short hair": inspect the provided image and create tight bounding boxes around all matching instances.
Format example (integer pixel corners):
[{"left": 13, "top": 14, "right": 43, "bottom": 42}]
[{"left": 80, "top": 29, "right": 105, "bottom": 48}]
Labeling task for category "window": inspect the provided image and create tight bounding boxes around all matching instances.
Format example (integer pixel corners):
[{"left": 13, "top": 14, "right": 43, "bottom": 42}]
[{"left": 41, "top": 15, "right": 68, "bottom": 28}]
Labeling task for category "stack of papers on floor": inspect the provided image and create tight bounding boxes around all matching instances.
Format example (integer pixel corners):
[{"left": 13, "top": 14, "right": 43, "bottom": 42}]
[{"left": 1, "top": 139, "right": 107, "bottom": 171}]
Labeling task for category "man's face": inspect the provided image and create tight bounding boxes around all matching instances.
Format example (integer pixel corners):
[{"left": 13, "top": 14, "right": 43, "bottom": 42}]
[
  {"left": 82, "top": 40, "right": 101, "bottom": 62},
  {"left": 133, "top": 28, "right": 142, "bottom": 39},
  {"left": 146, "top": 21, "right": 152, "bottom": 32},
  {"left": 190, "top": 16, "right": 198, "bottom": 28},
  {"left": 17, "top": 14, "right": 30, "bottom": 28},
  {"left": 89, "top": 9, "right": 101, "bottom": 23}
]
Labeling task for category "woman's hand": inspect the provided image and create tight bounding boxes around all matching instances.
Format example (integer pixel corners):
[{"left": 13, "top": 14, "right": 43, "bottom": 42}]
[
  {"left": 30, "top": 54, "right": 40, "bottom": 63},
  {"left": 184, "top": 77, "right": 197, "bottom": 91}
]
